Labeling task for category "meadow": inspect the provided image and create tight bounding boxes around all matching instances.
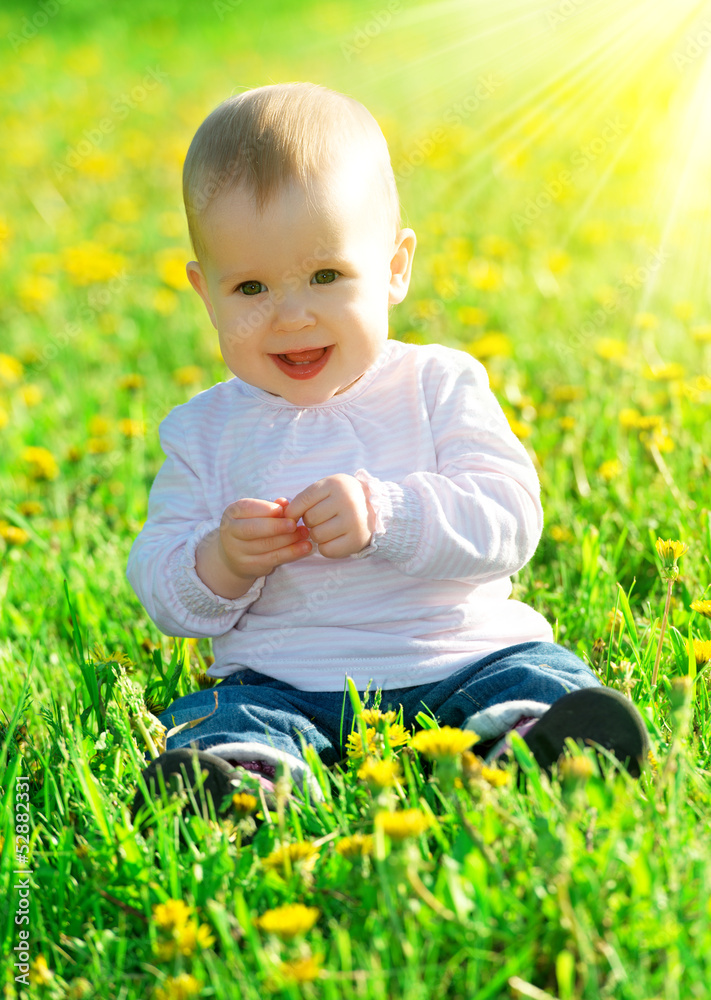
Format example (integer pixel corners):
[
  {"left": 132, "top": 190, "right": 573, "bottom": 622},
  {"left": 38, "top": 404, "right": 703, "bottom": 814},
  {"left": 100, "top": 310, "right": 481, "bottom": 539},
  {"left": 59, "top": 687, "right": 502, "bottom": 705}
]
[{"left": 1, "top": 0, "right": 711, "bottom": 997}]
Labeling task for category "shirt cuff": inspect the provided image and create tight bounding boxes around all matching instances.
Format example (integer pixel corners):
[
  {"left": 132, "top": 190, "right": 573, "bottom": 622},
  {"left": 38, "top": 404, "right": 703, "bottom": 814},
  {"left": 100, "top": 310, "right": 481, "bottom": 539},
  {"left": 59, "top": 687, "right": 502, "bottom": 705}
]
[
  {"left": 171, "top": 519, "right": 266, "bottom": 619},
  {"left": 350, "top": 469, "right": 422, "bottom": 564}
]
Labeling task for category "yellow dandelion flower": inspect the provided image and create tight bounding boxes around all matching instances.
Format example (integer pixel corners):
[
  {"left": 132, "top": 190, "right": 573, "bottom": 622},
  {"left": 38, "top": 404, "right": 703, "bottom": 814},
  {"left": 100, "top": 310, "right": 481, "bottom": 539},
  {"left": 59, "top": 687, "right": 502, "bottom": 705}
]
[
  {"left": 547, "top": 249, "right": 571, "bottom": 274},
  {"left": 645, "top": 425, "right": 674, "bottom": 453},
  {"left": 88, "top": 415, "right": 111, "bottom": 436},
  {"left": 593, "top": 284, "right": 617, "bottom": 307},
  {"left": 558, "top": 755, "right": 595, "bottom": 782},
  {"left": 634, "top": 312, "right": 658, "bottom": 330},
  {"left": 693, "top": 640, "right": 711, "bottom": 666},
  {"left": 66, "top": 978, "right": 93, "bottom": 999},
  {"left": 66, "top": 445, "right": 83, "bottom": 463},
  {"left": 461, "top": 750, "right": 483, "bottom": 781},
  {"left": 173, "top": 365, "right": 203, "bottom": 387},
  {"left": 636, "top": 415, "right": 663, "bottom": 430},
  {"left": 262, "top": 841, "right": 320, "bottom": 874},
  {"left": 346, "top": 722, "right": 410, "bottom": 761},
  {"left": 118, "top": 373, "right": 145, "bottom": 391},
  {"left": 18, "top": 500, "right": 42, "bottom": 517},
  {"left": 552, "top": 385, "right": 584, "bottom": 403},
  {"left": 598, "top": 459, "right": 623, "bottom": 481},
  {"left": 559, "top": 416, "right": 575, "bottom": 432},
  {"left": 255, "top": 903, "right": 320, "bottom": 940},
  {"left": 480, "top": 765, "right": 511, "bottom": 787},
  {"left": 153, "top": 899, "right": 192, "bottom": 931},
  {"left": 87, "top": 437, "right": 112, "bottom": 454},
  {"left": 467, "top": 332, "right": 512, "bottom": 359},
  {"left": 434, "top": 275, "right": 459, "bottom": 299},
  {"left": 644, "top": 363, "right": 685, "bottom": 382},
  {"left": 335, "top": 833, "right": 375, "bottom": 858},
  {"left": 468, "top": 258, "right": 503, "bottom": 291},
  {"left": 18, "top": 275, "right": 56, "bottom": 311},
  {"left": 29, "top": 955, "right": 53, "bottom": 985},
  {"left": 479, "top": 234, "right": 514, "bottom": 258},
  {"left": 507, "top": 416, "right": 531, "bottom": 439},
  {"left": 550, "top": 525, "right": 574, "bottom": 543},
  {"left": 357, "top": 756, "right": 402, "bottom": 790},
  {"left": 690, "top": 600, "right": 711, "bottom": 619},
  {"left": 277, "top": 954, "right": 323, "bottom": 984},
  {"left": 457, "top": 305, "right": 488, "bottom": 327},
  {"left": 376, "top": 808, "right": 430, "bottom": 841},
  {"left": 62, "top": 243, "right": 125, "bottom": 285},
  {"left": 118, "top": 418, "right": 145, "bottom": 438},
  {"left": 655, "top": 538, "right": 688, "bottom": 582},
  {"left": 580, "top": 220, "right": 610, "bottom": 244},
  {"left": 690, "top": 323, "right": 711, "bottom": 343},
  {"left": 0, "top": 404, "right": 8, "bottom": 431},
  {"left": 154, "top": 973, "right": 202, "bottom": 1000},
  {"left": 157, "top": 249, "right": 190, "bottom": 291},
  {"left": 673, "top": 300, "right": 695, "bottom": 321},
  {"left": 410, "top": 726, "right": 479, "bottom": 760},
  {"left": 0, "top": 523, "right": 29, "bottom": 546},
  {"left": 0, "top": 353, "right": 23, "bottom": 386},
  {"left": 19, "top": 385, "right": 42, "bottom": 407},
  {"left": 22, "top": 446, "right": 59, "bottom": 480},
  {"left": 359, "top": 708, "right": 395, "bottom": 727},
  {"left": 619, "top": 408, "right": 642, "bottom": 429},
  {"left": 231, "top": 792, "right": 258, "bottom": 817},
  {"left": 595, "top": 337, "right": 627, "bottom": 360}
]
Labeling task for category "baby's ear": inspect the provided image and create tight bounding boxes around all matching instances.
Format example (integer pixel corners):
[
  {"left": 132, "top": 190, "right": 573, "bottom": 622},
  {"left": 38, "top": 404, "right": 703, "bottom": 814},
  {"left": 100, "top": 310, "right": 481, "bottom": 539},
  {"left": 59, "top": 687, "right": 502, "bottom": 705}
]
[
  {"left": 186, "top": 261, "right": 218, "bottom": 329},
  {"left": 388, "top": 229, "right": 417, "bottom": 306}
]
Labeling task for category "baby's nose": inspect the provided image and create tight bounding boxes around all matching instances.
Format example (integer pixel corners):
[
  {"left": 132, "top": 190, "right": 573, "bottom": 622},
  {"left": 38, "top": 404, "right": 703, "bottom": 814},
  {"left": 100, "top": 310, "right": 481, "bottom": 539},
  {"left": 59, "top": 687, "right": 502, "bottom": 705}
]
[{"left": 271, "top": 289, "right": 316, "bottom": 332}]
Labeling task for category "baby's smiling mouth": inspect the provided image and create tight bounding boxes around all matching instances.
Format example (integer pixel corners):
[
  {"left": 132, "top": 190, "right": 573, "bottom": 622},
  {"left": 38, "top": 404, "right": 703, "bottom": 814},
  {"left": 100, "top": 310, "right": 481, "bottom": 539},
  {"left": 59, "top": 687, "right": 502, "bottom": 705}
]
[{"left": 276, "top": 347, "right": 329, "bottom": 365}]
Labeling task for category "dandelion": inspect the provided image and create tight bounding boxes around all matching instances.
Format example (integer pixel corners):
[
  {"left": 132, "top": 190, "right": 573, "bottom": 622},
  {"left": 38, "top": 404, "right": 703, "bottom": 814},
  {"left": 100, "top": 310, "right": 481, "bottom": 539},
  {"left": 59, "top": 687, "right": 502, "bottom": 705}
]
[
  {"left": 690, "top": 322, "right": 711, "bottom": 343},
  {"left": 357, "top": 756, "right": 401, "bottom": 790},
  {"left": 595, "top": 338, "right": 627, "bottom": 360},
  {"left": 652, "top": 538, "right": 689, "bottom": 688},
  {"left": 262, "top": 841, "right": 320, "bottom": 876},
  {"left": 173, "top": 365, "right": 203, "bottom": 387},
  {"left": 231, "top": 792, "right": 257, "bottom": 817},
  {"left": 457, "top": 305, "right": 488, "bottom": 326},
  {"left": 154, "top": 288, "right": 179, "bottom": 315},
  {"left": 375, "top": 808, "right": 430, "bottom": 841},
  {"left": 255, "top": 903, "right": 320, "bottom": 940},
  {"left": 693, "top": 640, "right": 711, "bottom": 666},
  {"left": 335, "top": 833, "right": 375, "bottom": 858},
  {"left": 552, "top": 385, "right": 584, "bottom": 403},
  {"left": 19, "top": 385, "right": 42, "bottom": 407},
  {"left": 276, "top": 954, "right": 323, "bottom": 983},
  {"left": 559, "top": 755, "right": 595, "bottom": 782},
  {"left": 410, "top": 726, "right": 479, "bottom": 760},
  {"left": 22, "top": 446, "right": 59, "bottom": 480},
  {"left": 66, "top": 978, "right": 93, "bottom": 999},
  {"left": 479, "top": 234, "right": 513, "bottom": 258},
  {"left": 360, "top": 708, "right": 396, "bottom": 727},
  {"left": 634, "top": 312, "right": 658, "bottom": 330},
  {"left": 467, "top": 332, "right": 512, "bottom": 359},
  {"left": 153, "top": 899, "right": 192, "bottom": 931},
  {"left": 62, "top": 243, "right": 125, "bottom": 285},
  {"left": 550, "top": 525, "right": 574, "bottom": 543},
  {"left": 468, "top": 258, "right": 503, "bottom": 291},
  {"left": 690, "top": 600, "right": 711, "bottom": 619},
  {"left": 154, "top": 974, "right": 202, "bottom": 1000},
  {"left": 644, "top": 363, "right": 685, "bottom": 381},
  {"left": 87, "top": 437, "right": 112, "bottom": 454},
  {"left": 598, "top": 459, "right": 623, "bottom": 481},
  {"left": 673, "top": 300, "right": 695, "bottom": 321},
  {"left": 619, "top": 408, "right": 642, "bottom": 429},
  {"left": 0, "top": 523, "right": 29, "bottom": 546},
  {"left": 0, "top": 404, "right": 8, "bottom": 430},
  {"left": 0, "top": 353, "right": 23, "bottom": 385},
  {"left": 157, "top": 249, "right": 190, "bottom": 290},
  {"left": 18, "top": 500, "right": 42, "bottom": 517},
  {"left": 154, "top": 920, "right": 215, "bottom": 961},
  {"left": 119, "top": 373, "right": 145, "bottom": 391},
  {"left": 119, "top": 418, "right": 145, "bottom": 438},
  {"left": 346, "top": 722, "right": 410, "bottom": 761},
  {"left": 480, "top": 765, "right": 511, "bottom": 787},
  {"left": 547, "top": 249, "right": 571, "bottom": 274},
  {"left": 29, "top": 955, "right": 54, "bottom": 985}
]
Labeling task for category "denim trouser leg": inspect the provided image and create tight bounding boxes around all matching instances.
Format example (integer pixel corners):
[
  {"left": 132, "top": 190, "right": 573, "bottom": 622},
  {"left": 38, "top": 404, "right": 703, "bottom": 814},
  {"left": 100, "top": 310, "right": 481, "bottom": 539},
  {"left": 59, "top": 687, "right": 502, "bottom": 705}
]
[{"left": 156, "top": 642, "right": 600, "bottom": 794}]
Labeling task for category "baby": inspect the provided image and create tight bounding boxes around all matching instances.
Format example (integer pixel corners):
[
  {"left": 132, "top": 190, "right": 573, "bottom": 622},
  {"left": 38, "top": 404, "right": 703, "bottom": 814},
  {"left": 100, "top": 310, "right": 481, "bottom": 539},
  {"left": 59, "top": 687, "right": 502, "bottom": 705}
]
[{"left": 128, "top": 82, "right": 648, "bottom": 817}]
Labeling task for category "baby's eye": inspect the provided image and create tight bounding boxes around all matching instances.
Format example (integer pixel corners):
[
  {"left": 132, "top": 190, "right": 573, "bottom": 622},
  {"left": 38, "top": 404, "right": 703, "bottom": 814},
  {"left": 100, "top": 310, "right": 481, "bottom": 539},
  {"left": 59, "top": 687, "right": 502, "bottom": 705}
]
[
  {"left": 237, "top": 280, "right": 265, "bottom": 296},
  {"left": 312, "top": 270, "right": 338, "bottom": 285}
]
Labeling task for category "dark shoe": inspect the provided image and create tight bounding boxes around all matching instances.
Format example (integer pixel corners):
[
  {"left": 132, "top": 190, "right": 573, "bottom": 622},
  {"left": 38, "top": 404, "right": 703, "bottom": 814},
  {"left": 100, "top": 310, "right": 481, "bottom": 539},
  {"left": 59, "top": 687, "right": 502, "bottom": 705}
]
[
  {"left": 522, "top": 687, "right": 650, "bottom": 778},
  {"left": 131, "top": 748, "right": 274, "bottom": 828}
]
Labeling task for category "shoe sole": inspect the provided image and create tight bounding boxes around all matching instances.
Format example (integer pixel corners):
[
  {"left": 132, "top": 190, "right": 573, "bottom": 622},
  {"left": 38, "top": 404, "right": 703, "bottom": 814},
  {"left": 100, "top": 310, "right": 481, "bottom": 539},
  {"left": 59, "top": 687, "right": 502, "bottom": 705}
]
[
  {"left": 523, "top": 687, "right": 650, "bottom": 777},
  {"left": 131, "top": 748, "right": 241, "bottom": 823}
]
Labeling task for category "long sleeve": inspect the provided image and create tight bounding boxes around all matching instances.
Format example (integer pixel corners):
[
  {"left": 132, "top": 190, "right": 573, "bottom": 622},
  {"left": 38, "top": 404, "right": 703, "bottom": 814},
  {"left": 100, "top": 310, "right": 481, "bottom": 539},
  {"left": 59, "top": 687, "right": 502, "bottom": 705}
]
[
  {"left": 126, "top": 407, "right": 265, "bottom": 637},
  {"left": 351, "top": 352, "right": 542, "bottom": 582}
]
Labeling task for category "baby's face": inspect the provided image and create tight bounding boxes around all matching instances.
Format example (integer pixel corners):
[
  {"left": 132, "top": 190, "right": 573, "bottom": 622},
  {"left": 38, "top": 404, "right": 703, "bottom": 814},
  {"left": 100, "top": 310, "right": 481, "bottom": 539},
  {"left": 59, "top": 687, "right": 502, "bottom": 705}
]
[{"left": 187, "top": 170, "right": 415, "bottom": 405}]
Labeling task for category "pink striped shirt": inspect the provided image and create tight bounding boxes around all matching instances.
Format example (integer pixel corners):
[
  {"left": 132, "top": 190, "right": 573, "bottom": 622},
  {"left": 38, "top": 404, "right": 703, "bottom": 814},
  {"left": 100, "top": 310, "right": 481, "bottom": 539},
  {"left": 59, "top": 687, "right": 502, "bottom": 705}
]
[{"left": 127, "top": 338, "right": 553, "bottom": 691}]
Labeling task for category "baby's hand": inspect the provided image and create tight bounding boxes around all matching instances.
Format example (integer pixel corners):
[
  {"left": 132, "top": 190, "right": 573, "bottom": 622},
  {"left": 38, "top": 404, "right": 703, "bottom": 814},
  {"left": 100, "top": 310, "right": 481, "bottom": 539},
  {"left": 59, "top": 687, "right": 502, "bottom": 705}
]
[
  {"left": 284, "top": 475, "right": 375, "bottom": 559},
  {"left": 219, "top": 497, "right": 312, "bottom": 580}
]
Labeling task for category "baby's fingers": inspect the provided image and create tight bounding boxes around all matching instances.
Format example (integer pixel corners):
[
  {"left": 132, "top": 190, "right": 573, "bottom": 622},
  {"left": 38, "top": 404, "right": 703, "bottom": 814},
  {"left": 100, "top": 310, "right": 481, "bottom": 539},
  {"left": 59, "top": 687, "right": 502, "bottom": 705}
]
[{"left": 224, "top": 498, "right": 285, "bottom": 520}]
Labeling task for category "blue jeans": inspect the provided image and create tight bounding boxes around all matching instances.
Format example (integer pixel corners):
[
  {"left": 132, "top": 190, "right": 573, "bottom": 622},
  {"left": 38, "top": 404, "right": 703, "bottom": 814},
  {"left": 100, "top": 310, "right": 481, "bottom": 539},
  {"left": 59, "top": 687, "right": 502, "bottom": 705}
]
[{"left": 157, "top": 642, "right": 600, "bottom": 796}]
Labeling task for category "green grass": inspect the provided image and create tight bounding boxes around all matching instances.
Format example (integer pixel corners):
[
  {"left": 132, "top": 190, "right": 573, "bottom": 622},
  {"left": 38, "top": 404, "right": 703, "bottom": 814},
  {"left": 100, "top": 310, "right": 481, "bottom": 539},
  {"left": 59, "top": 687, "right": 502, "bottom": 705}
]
[{"left": 2, "top": 1, "right": 711, "bottom": 996}]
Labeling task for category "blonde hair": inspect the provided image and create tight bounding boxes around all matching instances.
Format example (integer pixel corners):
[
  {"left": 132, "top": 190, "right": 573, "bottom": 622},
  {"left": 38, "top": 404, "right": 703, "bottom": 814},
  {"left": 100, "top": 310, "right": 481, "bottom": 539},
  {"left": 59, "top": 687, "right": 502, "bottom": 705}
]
[{"left": 183, "top": 82, "right": 401, "bottom": 261}]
